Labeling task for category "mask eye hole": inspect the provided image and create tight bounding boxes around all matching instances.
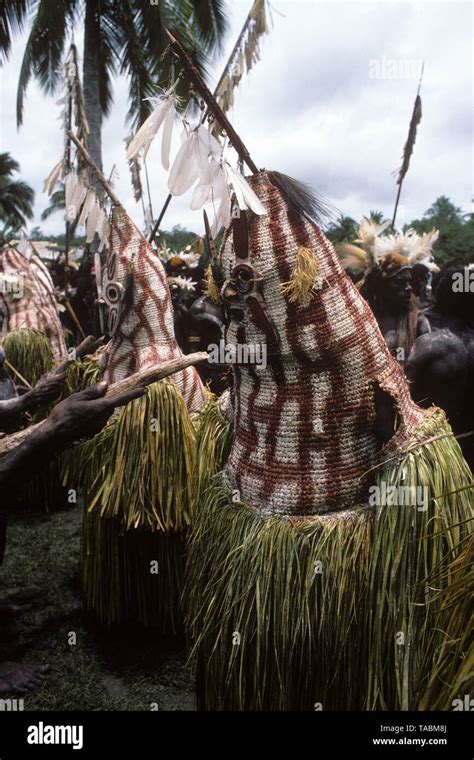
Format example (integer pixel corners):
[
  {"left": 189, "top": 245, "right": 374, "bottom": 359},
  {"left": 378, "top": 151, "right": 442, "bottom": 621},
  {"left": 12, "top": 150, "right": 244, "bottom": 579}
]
[
  {"left": 105, "top": 281, "right": 122, "bottom": 305},
  {"left": 232, "top": 264, "right": 254, "bottom": 294}
]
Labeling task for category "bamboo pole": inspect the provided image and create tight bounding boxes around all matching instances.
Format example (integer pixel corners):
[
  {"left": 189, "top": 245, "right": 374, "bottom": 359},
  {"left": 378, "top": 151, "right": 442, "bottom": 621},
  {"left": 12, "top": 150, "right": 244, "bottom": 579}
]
[{"left": 0, "top": 351, "right": 207, "bottom": 454}]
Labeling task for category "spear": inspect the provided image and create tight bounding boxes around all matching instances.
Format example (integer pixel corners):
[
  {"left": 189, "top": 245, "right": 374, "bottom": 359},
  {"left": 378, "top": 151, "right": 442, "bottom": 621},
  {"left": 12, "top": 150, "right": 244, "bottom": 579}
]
[{"left": 391, "top": 62, "right": 424, "bottom": 228}]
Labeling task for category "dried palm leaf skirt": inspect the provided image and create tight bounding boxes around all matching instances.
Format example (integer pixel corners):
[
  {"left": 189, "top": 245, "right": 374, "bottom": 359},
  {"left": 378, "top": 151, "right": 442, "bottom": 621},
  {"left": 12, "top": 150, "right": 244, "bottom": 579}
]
[
  {"left": 79, "top": 379, "right": 197, "bottom": 632},
  {"left": 185, "top": 408, "right": 473, "bottom": 710}
]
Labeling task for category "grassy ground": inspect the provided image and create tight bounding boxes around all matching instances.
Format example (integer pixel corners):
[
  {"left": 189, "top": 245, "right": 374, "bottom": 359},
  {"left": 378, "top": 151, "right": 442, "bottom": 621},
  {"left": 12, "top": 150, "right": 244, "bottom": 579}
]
[{"left": 0, "top": 505, "right": 195, "bottom": 711}]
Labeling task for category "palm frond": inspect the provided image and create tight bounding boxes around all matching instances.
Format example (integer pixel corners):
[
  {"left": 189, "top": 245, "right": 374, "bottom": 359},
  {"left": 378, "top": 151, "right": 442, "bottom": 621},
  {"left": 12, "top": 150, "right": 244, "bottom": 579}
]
[
  {"left": 0, "top": 0, "right": 28, "bottom": 64},
  {"left": 41, "top": 185, "right": 65, "bottom": 221},
  {"left": 16, "top": 0, "right": 77, "bottom": 125},
  {"left": 0, "top": 151, "right": 20, "bottom": 176},
  {"left": 186, "top": 0, "right": 230, "bottom": 56}
]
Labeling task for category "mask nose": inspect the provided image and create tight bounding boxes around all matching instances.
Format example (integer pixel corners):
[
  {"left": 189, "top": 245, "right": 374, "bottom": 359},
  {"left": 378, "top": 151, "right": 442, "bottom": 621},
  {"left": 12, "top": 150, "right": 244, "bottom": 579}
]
[{"left": 221, "top": 281, "right": 244, "bottom": 322}]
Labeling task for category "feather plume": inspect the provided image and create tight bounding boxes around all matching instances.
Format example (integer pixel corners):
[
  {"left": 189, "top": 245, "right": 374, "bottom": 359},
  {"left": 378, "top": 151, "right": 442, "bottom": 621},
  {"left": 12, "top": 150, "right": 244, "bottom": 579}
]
[
  {"left": 168, "top": 129, "right": 200, "bottom": 196},
  {"left": 43, "top": 160, "right": 63, "bottom": 196},
  {"left": 223, "top": 163, "right": 266, "bottom": 216},
  {"left": 168, "top": 275, "right": 197, "bottom": 294},
  {"left": 64, "top": 172, "right": 77, "bottom": 210},
  {"left": 396, "top": 94, "right": 422, "bottom": 184},
  {"left": 86, "top": 198, "right": 100, "bottom": 243},
  {"left": 69, "top": 178, "right": 87, "bottom": 220},
  {"left": 161, "top": 104, "right": 175, "bottom": 171},
  {"left": 407, "top": 228, "right": 439, "bottom": 265},
  {"left": 335, "top": 243, "right": 371, "bottom": 274},
  {"left": 78, "top": 189, "right": 96, "bottom": 227},
  {"left": 205, "top": 265, "right": 220, "bottom": 303},
  {"left": 211, "top": 181, "right": 232, "bottom": 237},
  {"left": 97, "top": 209, "right": 109, "bottom": 252},
  {"left": 268, "top": 170, "right": 334, "bottom": 226},
  {"left": 354, "top": 217, "right": 392, "bottom": 252},
  {"left": 125, "top": 136, "right": 143, "bottom": 203},
  {"left": 126, "top": 92, "right": 176, "bottom": 161}
]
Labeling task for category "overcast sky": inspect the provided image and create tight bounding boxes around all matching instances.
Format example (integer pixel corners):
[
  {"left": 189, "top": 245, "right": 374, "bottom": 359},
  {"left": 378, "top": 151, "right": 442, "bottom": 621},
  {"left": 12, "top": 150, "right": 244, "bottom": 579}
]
[{"left": 1, "top": 0, "right": 472, "bottom": 239}]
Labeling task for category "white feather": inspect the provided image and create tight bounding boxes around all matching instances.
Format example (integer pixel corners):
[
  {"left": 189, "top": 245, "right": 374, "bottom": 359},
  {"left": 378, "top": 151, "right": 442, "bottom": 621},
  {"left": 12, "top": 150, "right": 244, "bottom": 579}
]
[
  {"left": 96, "top": 209, "right": 108, "bottom": 252},
  {"left": 64, "top": 172, "right": 77, "bottom": 210},
  {"left": 102, "top": 219, "right": 110, "bottom": 250},
  {"left": 191, "top": 182, "right": 213, "bottom": 210},
  {"left": 69, "top": 180, "right": 87, "bottom": 220},
  {"left": 43, "top": 160, "right": 62, "bottom": 196},
  {"left": 168, "top": 129, "right": 200, "bottom": 196},
  {"left": 126, "top": 93, "right": 176, "bottom": 161},
  {"left": 211, "top": 181, "right": 232, "bottom": 236},
  {"left": 191, "top": 161, "right": 220, "bottom": 211},
  {"left": 78, "top": 189, "right": 96, "bottom": 227},
  {"left": 160, "top": 101, "right": 175, "bottom": 171},
  {"left": 223, "top": 163, "right": 266, "bottom": 215},
  {"left": 197, "top": 124, "right": 222, "bottom": 159},
  {"left": 86, "top": 198, "right": 100, "bottom": 243}
]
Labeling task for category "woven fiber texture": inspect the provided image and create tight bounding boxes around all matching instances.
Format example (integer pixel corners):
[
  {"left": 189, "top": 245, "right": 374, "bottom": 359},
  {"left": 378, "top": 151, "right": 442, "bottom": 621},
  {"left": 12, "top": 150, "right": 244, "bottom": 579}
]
[
  {"left": 103, "top": 206, "right": 206, "bottom": 413},
  {"left": 0, "top": 247, "right": 67, "bottom": 359},
  {"left": 219, "top": 172, "right": 426, "bottom": 516}
]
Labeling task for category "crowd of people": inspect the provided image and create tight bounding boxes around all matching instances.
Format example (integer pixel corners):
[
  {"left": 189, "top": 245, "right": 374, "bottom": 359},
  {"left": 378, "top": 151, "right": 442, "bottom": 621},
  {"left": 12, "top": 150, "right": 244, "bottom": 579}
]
[{"left": 0, "top": 192, "right": 472, "bottom": 708}]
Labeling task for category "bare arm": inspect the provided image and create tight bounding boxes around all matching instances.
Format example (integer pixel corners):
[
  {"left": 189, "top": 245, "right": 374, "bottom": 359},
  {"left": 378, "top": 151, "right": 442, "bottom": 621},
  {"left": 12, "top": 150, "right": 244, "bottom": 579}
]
[
  {"left": 0, "top": 370, "right": 68, "bottom": 430},
  {"left": 0, "top": 382, "right": 145, "bottom": 496}
]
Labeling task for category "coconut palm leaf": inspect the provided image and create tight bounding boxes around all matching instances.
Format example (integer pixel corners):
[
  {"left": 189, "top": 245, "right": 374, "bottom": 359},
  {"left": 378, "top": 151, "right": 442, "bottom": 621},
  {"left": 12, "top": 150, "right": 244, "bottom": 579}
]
[
  {"left": 41, "top": 183, "right": 65, "bottom": 221},
  {"left": 0, "top": 151, "right": 34, "bottom": 230},
  {"left": 14, "top": 0, "right": 230, "bottom": 169},
  {"left": 0, "top": 0, "right": 28, "bottom": 63}
]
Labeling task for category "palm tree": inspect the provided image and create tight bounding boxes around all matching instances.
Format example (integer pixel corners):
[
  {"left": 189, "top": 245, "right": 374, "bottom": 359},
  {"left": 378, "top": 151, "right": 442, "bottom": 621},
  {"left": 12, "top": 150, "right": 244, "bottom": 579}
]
[
  {"left": 41, "top": 182, "right": 65, "bottom": 222},
  {"left": 368, "top": 210, "right": 385, "bottom": 224},
  {"left": 0, "top": 152, "right": 34, "bottom": 239},
  {"left": 325, "top": 215, "right": 357, "bottom": 244},
  {"left": 10, "top": 1, "right": 229, "bottom": 170}
]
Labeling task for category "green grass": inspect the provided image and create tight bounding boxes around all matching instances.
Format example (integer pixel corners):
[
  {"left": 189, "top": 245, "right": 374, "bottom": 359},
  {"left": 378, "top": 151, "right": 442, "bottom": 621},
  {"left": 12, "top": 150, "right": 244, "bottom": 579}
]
[{"left": 0, "top": 505, "right": 194, "bottom": 711}]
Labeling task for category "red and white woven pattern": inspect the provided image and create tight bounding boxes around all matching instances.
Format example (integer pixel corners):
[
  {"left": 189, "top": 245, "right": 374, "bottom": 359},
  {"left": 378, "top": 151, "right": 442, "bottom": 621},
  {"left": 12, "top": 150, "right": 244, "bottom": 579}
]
[
  {"left": 219, "top": 172, "right": 426, "bottom": 516},
  {"left": 103, "top": 207, "right": 206, "bottom": 413},
  {"left": 0, "top": 246, "right": 67, "bottom": 359}
]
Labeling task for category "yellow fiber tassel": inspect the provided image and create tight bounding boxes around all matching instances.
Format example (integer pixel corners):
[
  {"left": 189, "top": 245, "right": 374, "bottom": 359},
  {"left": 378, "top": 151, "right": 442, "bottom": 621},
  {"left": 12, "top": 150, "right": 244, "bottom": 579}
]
[
  {"left": 280, "top": 246, "right": 320, "bottom": 304},
  {"left": 205, "top": 265, "right": 220, "bottom": 303}
]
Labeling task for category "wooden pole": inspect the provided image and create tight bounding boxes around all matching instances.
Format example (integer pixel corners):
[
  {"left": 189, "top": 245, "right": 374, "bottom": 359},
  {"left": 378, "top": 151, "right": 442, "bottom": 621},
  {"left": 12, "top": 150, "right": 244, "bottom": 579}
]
[
  {"left": 0, "top": 350, "right": 207, "bottom": 454},
  {"left": 166, "top": 29, "right": 259, "bottom": 174},
  {"left": 391, "top": 182, "right": 403, "bottom": 229},
  {"left": 67, "top": 130, "right": 122, "bottom": 207}
]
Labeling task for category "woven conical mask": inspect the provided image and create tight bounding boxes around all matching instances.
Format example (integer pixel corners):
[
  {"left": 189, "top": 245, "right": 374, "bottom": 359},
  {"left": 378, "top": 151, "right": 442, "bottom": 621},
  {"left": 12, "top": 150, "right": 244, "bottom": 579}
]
[
  {"left": 0, "top": 246, "right": 67, "bottom": 360},
  {"left": 217, "top": 171, "right": 426, "bottom": 516},
  {"left": 100, "top": 206, "right": 206, "bottom": 413}
]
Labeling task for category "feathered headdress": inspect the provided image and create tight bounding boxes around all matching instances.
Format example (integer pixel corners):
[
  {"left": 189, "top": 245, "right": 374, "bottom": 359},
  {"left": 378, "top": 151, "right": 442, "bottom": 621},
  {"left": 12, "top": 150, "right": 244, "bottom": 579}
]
[{"left": 336, "top": 218, "right": 439, "bottom": 282}]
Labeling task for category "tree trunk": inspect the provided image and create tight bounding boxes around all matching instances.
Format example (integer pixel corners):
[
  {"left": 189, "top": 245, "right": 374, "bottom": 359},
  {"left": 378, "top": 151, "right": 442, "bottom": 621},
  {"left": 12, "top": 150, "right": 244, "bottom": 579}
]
[{"left": 83, "top": 0, "right": 103, "bottom": 172}]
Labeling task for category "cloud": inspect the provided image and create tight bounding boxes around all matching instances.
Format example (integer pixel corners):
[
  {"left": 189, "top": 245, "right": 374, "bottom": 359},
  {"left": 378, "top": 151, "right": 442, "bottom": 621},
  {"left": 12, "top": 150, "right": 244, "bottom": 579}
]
[{"left": 1, "top": 0, "right": 472, "bottom": 240}]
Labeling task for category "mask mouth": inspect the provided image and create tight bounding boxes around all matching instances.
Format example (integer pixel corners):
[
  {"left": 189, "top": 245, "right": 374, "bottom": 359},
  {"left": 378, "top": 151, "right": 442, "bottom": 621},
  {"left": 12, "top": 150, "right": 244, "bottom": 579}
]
[{"left": 229, "top": 306, "right": 245, "bottom": 322}]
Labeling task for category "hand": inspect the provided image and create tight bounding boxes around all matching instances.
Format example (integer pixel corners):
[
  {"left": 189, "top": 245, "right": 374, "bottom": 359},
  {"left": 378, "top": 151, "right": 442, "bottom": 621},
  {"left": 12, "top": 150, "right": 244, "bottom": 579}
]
[
  {"left": 27, "top": 369, "right": 69, "bottom": 407},
  {"left": 43, "top": 381, "right": 145, "bottom": 445}
]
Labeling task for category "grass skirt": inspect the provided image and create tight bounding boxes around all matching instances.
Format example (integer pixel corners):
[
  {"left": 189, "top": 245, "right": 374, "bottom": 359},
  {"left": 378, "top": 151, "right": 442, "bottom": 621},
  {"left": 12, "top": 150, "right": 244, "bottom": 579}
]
[
  {"left": 78, "top": 380, "right": 197, "bottom": 633},
  {"left": 185, "top": 408, "right": 473, "bottom": 710}
]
